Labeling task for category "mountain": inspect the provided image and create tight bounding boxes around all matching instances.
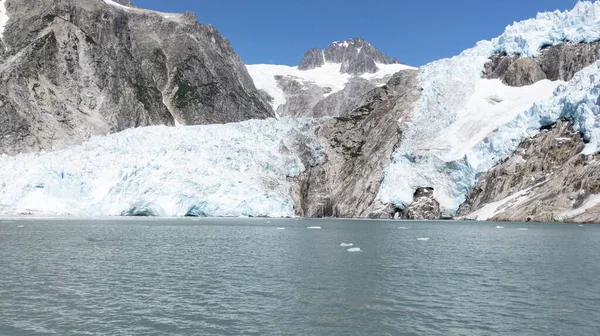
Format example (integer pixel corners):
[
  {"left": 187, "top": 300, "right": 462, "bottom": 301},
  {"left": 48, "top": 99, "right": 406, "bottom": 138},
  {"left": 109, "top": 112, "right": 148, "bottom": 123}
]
[
  {"left": 246, "top": 38, "right": 413, "bottom": 118},
  {"left": 298, "top": 37, "right": 403, "bottom": 74},
  {"left": 0, "top": 0, "right": 273, "bottom": 155},
  {"left": 0, "top": 1, "right": 599, "bottom": 223}
]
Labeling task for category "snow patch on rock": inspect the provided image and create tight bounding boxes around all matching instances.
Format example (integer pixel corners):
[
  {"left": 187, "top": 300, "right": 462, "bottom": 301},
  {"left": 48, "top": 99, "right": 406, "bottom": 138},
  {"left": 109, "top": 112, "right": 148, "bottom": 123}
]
[{"left": 246, "top": 62, "right": 415, "bottom": 111}]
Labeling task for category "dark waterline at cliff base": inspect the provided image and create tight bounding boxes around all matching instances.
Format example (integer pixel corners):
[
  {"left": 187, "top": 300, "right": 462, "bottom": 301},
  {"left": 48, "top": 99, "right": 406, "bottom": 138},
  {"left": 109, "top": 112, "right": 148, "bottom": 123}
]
[{"left": 1, "top": 218, "right": 599, "bottom": 335}]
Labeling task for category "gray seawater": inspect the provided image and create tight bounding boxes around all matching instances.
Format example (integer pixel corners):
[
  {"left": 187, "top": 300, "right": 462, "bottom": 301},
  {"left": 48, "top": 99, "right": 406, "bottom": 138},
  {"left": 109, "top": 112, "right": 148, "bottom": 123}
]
[{"left": 0, "top": 219, "right": 599, "bottom": 336}]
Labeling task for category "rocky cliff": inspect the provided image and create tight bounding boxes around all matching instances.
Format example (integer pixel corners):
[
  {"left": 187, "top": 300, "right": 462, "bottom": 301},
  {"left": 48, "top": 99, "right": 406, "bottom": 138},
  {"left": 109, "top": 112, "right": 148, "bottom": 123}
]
[
  {"left": 0, "top": 0, "right": 273, "bottom": 154},
  {"left": 483, "top": 41, "right": 600, "bottom": 86},
  {"left": 289, "top": 69, "right": 422, "bottom": 218},
  {"left": 457, "top": 121, "right": 600, "bottom": 224},
  {"left": 298, "top": 37, "right": 402, "bottom": 75},
  {"left": 247, "top": 38, "right": 412, "bottom": 119}
]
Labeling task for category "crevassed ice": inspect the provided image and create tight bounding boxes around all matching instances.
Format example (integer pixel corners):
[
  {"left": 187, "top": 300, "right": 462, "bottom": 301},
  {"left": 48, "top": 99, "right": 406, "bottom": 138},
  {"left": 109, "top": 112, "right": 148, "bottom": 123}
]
[
  {"left": 378, "top": 1, "right": 600, "bottom": 215},
  {"left": 0, "top": 117, "right": 323, "bottom": 217}
]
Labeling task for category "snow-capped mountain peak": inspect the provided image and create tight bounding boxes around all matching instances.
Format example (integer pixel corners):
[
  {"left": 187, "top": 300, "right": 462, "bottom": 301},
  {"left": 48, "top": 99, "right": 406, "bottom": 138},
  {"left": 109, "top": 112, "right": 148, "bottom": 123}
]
[{"left": 298, "top": 37, "right": 402, "bottom": 75}]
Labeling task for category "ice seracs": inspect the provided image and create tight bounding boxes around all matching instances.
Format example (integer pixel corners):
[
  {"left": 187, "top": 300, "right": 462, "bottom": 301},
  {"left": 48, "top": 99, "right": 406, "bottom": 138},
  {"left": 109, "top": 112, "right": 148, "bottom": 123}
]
[
  {"left": 0, "top": 117, "right": 323, "bottom": 218},
  {"left": 377, "top": 1, "right": 600, "bottom": 215}
]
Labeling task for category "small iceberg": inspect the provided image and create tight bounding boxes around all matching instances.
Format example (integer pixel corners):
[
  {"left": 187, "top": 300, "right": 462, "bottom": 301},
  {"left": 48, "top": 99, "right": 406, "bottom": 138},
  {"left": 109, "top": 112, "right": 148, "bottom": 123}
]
[
  {"left": 496, "top": 226, "right": 505, "bottom": 229},
  {"left": 307, "top": 226, "right": 322, "bottom": 229},
  {"left": 340, "top": 243, "right": 354, "bottom": 247},
  {"left": 347, "top": 247, "right": 362, "bottom": 252},
  {"left": 417, "top": 238, "right": 430, "bottom": 241},
  {"left": 398, "top": 227, "right": 409, "bottom": 230},
  {"left": 578, "top": 225, "right": 585, "bottom": 227},
  {"left": 517, "top": 228, "right": 529, "bottom": 231},
  {"left": 17, "top": 225, "right": 24, "bottom": 228},
  {"left": 276, "top": 228, "right": 286, "bottom": 230}
]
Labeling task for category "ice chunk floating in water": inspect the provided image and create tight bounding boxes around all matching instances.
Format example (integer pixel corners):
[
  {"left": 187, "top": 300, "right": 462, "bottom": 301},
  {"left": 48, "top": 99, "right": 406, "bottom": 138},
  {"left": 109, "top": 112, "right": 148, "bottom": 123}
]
[
  {"left": 518, "top": 228, "right": 529, "bottom": 231},
  {"left": 496, "top": 226, "right": 505, "bottom": 229},
  {"left": 340, "top": 243, "right": 354, "bottom": 247},
  {"left": 398, "top": 227, "right": 409, "bottom": 230},
  {"left": 417, "top": 238, "right": 430, "bottom": 241},
  {"left": 276, "top": 228, "right": 286, "bottom": 230},
  {"left": 307, "top": 226, "right": 322, "bottom": 229},
  {"left": 347, "top": 247, "right": 362, "bottom": 252}
]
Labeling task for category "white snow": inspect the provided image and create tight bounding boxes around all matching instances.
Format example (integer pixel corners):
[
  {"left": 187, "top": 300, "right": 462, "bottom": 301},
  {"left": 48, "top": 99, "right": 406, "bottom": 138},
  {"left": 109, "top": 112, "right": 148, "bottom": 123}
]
[
  {"left": 0, "top": 117, "right": 323, "bottom": 217},
  {"left": 102, "top": 0, "right": 183, "bottom": 22},
  {"left": 555, "top": 194, "right": 600, "bottom": 221},
  {"left": 0, "top": 0, "right": 8, "bottom": 43},
  {"left": 340, "top": 243, "right": 354, "bottom": 247},
  {"left": 378, "top": 1, "right": 600, "bottom": 215},
  {"left": 246, "top": 63, "right": 415, "bottom": 111},
  {"left": 465, "top": 187, "right": 537, "bottom": 221},
  {"left": 347, "top": 247, "right": 361, "bottom": 252}
]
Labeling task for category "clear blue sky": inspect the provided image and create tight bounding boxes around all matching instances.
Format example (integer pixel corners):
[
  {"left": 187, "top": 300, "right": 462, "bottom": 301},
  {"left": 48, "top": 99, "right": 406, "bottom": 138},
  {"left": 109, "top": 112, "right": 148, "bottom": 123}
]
[{"left": 135, "top": 0, "right": 581, "bottom": 66}]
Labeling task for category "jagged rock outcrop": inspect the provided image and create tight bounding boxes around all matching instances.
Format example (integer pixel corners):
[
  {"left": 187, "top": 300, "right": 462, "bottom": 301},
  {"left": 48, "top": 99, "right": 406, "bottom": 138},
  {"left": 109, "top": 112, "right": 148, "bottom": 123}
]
[
  {"left": 298, "top": 38, "right": 402, "bottom": 75},
  {"left": 483, "top": 41, "right": 600, "bottom": 86},
  {"left": 289, "top": 69, "right": 421, "bottom": 218},
  {"left": 457, "top": 121, "right": 600, "bottom": 224},
  {"left": 399, "top": 187, "right": 442, "bottom": 220},
  {"left": 297, "top": 47, "right": 324, "bottom": 70},
  {"left": 0, "top": 0, "right": 273, "bottom": 154}
]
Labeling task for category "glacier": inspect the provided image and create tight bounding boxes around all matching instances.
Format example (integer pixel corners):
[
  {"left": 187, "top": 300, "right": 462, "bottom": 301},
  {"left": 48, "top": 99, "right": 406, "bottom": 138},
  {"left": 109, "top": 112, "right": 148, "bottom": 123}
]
[
  {"left": 246, "top": 62, "right": 414, "bottom": 111},
  {"left": 378, "top": 1, "right": 600, "bottom": 214},
  {"left": 0, "top": 118, "right": 323, "bottom": 217}
]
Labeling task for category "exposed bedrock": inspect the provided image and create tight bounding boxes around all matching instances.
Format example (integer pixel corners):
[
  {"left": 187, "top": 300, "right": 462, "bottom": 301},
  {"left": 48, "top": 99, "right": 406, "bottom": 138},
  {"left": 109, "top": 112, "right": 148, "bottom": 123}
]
[
  {"left": 0, "top": 0, "right": 273, "bottom": 154},
  {"left": 289, "top": 69, "right": 421, "bottom": 218},
  {"left": 457, "top": 121, "right": 600, "bottom": 224},
  {"left": 483, "top": 41, "right": 600, "bottom": 86}
]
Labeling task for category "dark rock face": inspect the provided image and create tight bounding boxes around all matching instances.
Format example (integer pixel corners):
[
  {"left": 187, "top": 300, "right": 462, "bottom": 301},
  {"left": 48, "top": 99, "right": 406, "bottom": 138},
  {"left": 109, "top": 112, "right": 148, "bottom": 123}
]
[
  {"left": 457, "top": 121, "right": 600, "bottom": 224},
  {"left": 298, "top": 38, "right": 402, "bottom": 75},
  {"left": 399, "top": 187, "right": 442, "bottom": 220},
  {"left": 297, "top": 47, "right": 324, "bottom": 70},
  {"left": 0, "top": 0, "right": 273, "bottom": 154},
  {"left": 483, "top": 41, "right": 600, "bottom": 86},
  {"left": 289, "top": 70, "right": 421, "bottom": 218}
]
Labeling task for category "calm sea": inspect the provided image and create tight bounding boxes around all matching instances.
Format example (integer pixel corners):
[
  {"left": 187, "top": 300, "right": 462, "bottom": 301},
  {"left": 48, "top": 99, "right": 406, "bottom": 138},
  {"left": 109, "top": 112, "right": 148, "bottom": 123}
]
[{"left": 0, "top": 218, "right": 599, "bottom": 335}]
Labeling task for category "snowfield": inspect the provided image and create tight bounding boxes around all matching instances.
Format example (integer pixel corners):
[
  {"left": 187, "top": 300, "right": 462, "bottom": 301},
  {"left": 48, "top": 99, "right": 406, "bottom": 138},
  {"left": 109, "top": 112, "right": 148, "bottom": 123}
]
[
  {"left": 378, "top": 1, "right": 600, "bottom": 215},
  {"left": 0, "top": 118, "right": 322, "bottom": 217},
  {"left": 246, "top": 62, "right": 414, "bottom": 111}
]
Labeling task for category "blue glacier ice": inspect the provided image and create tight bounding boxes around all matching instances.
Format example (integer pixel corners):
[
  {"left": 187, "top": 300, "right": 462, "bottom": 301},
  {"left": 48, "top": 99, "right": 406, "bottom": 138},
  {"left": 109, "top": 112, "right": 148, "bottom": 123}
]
[
  {"left": 378, "top": 1, "right": 600, "bottom": 215},
  {"left": 0, "top": 118, "right": 323, "bottom": 217}
]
